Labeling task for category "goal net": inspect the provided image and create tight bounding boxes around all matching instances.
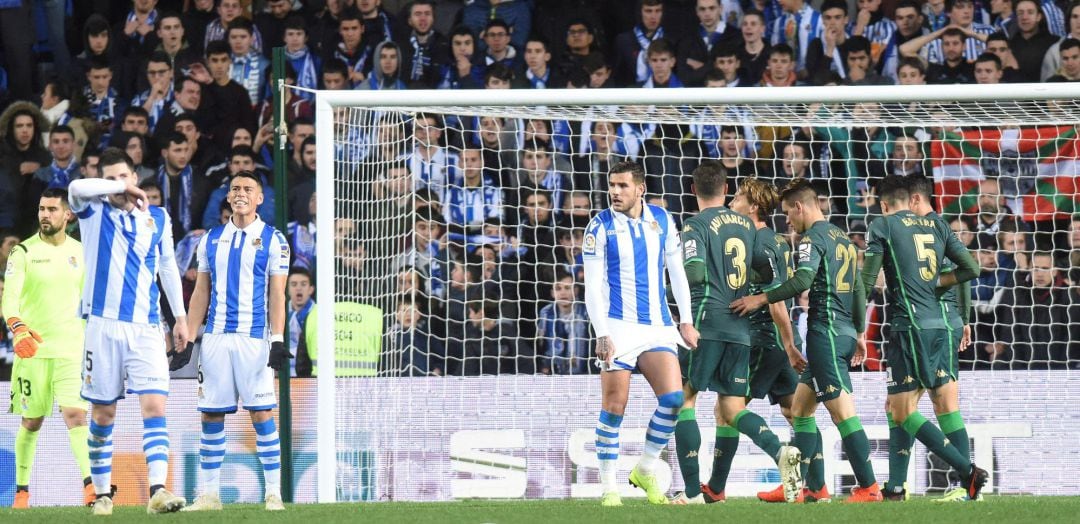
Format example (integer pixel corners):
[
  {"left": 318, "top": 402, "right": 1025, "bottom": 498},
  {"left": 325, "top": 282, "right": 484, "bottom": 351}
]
[{"left": 309, "top": 84, "right": 1080, "bottom": 503}]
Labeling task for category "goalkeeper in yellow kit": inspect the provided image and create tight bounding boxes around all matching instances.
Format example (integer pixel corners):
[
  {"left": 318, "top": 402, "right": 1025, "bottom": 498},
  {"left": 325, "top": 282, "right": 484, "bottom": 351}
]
[{"left": 3, "top": 188, "right": 93, "bottom": 508}]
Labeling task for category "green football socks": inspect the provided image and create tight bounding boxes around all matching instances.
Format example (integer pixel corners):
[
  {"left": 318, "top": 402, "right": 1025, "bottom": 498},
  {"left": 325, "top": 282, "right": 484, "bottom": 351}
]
[
  {"left": 806, "top": 427, "right": 826, "bottom": 492},
  {"left": 674, "top": 408, "right": 702, "bottom": 497},
  {"left": 792, "top": 416, "right": 818, "bottom": 481},
  {"left": 838, "top": 416, "right": 876, "bottom": 488},
  {"left": 733, "top": 409, "right": 782, "bottom": 461},
  {"left": 886, "top": 411, "right": 913, "bottom": 493},
  {"left": 903, "top": 412, "right": 971, "bottom": 474},
  {"left": 937, "top": 411, "right": 970, "bottom": 461},
  {"left": 708, "top": 425, "right": 740, "bottom": 493}
]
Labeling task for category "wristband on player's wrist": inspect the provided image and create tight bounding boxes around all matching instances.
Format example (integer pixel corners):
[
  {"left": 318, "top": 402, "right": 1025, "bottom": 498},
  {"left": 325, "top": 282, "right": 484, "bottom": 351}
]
[{"left": 270, "top": 334, "right": 284, "bottom": 343}]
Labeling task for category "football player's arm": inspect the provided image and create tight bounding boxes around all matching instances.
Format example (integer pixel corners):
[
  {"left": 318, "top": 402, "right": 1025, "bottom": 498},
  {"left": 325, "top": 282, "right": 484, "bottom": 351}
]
[
  {"left": 185, "top": 236, "right": 212, "bottom": 334},
  {"left": 665, "top": 219, "right": 692, "bottom": 323},
  {"left": 269, "top": 233, "right": 290, "bottom": 339},
  {"left": 860, "top": 253, "right": 883, "bottom": 299},
  {"left": 2, "top": 244, "right": 27, "bottom": 322},
  {"left": 764, "top": 237, "right": 819, "bottom": 304},
  {"left": 749, "top": 233, "right": 775, "bottom": 285},
  {"left": 940, "top": 244, "right": 980, "bottom": 288},
  {"left": 157, "top": 214, "right": 186, "bottom": 319},
  {"left": 767, "top": 301, "right": 797, "bottom": 350},
  {"left": 853, "top": 271, "right": 867, "bottom": 334},
  {"left": 68, "top": 178, "right": 125, "bottom": 214},
  {"left": 582, "top": 220, "right": 611, "bottom": 338},
  {"left": 958, "top": 280, "right": 971, "bottom": 325},
  {"left": 682, "top": 222, "right": 706, "bottom": 286}
]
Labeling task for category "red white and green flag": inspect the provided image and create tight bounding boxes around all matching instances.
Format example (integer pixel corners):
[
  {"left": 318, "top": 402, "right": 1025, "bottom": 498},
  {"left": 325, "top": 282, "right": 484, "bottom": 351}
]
[{"left": 929, "top": 126, "right": 1080, "bottom": 220}]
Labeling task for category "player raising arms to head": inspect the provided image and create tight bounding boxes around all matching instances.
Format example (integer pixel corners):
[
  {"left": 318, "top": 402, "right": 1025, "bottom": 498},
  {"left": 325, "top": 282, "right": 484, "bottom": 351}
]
[
  {"left": 671, "top": 166, "right": 802, "bottom": 505},
  {"left": 731, "top": 179, "right": 882, "bottom": 503},
  {"left": 68, "top": 147, "right": 190, "bottom": 515},
  {"left": 582, "top": 161, "right": 699, "bottom": 507},
  {"left": 4, "top": 189, "right": 94, "bottom": 508},
  {"left": 860, "top": 175, "right": 987, "bottom": 502},
  {"left": 182, "top": 171, "right": 290, "bottom": 512}
]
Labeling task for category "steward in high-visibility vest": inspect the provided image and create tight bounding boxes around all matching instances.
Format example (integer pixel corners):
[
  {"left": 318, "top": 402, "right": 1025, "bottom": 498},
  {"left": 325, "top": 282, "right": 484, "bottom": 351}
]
[{"left": 298, "top": 302, "right": 383, "bottom": 377}]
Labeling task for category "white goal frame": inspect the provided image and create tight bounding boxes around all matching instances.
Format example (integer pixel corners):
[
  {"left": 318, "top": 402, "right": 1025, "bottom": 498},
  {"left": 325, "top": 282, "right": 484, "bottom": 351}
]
[{"left": 312, "top": 82, "right": 1080, "bottom": 503}]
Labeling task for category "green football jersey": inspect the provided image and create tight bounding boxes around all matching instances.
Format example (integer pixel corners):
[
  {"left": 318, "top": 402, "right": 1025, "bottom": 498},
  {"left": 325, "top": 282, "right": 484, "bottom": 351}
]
[
  {"left": 865, "top": 210, "right": 967, "bottom": 330},
  {"left": 749, "top": 226, "right": 803, "bottom": 348},
  {"left": 2, "top": 234, "right": 85, "bottom": 360},
  {"left": 682, "top": 206, "right": 770, "bottom": 345},
  {"left": 927, "top": 212, "right": 964, "bottom": 331},
  {"left": 797, "top": 220, "right": 859, "bottom": 339}
]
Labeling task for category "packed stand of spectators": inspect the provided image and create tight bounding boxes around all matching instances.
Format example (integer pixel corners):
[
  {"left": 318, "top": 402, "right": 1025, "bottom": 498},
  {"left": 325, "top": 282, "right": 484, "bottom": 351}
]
[{"left": 1, "top": 0, "right": 1079, "bottom": 378}]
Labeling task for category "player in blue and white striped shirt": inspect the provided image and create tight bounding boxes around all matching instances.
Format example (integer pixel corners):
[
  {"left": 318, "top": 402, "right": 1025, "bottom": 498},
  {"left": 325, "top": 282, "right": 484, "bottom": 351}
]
[
  {"left": 582, "top": 161, "right": 698, "bottom": 506},
  {"left": 68, "top": 147, "right": 189, "bottom": 515},
  {"left": 183, "top": 171, "right": 290, "bottom": 512}
]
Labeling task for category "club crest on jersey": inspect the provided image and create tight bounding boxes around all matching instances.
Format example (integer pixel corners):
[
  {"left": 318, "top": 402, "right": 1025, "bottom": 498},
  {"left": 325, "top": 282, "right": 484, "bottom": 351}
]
[
  {"left": 145, "top": 217, "right": 155, "bottom": 229},
  {"left": 650, "top": 220, "right": 660, "bottom": 233},
  {"left": 583, "top": 233, "right": 596, "bottom": 255},
  {"left": 797, "top": 241, "right": 812, "bottom": 263},
  {"left": 252, "top": 237, "right": 264, "bottom": 250},
  {"left": 68, "top": 256, "right": 78, "bottom": 269}
]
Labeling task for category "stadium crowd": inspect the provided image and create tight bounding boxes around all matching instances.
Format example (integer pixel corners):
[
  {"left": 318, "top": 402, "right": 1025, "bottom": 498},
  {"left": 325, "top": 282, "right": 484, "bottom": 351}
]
[{"left": 1, "top": 0, "right": 1079, "bottom": 379}]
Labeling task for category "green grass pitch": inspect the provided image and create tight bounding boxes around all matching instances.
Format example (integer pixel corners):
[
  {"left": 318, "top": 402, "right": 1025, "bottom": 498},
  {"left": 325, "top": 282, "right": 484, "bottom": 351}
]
[{"left": 4, "top": 496, "right": 1080, "bottom": 523}]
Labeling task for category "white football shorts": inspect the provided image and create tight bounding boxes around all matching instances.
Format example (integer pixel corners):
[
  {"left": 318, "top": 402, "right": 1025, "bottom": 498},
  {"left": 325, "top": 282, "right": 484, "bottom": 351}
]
[
  {"left": 598, "top": 318, "right": 684, "bottom": 372},
  {"left": 81, "top": 316, "right": 170, "bottom": 404},
  {"left": 197, "top": 333, "right": 277, "bottom": 413}
]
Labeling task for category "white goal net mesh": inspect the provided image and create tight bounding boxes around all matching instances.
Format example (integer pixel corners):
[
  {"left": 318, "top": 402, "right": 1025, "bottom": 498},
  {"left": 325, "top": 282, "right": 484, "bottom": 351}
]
[{"left": 317, "top": 89, "right": 1080, "bottom": 502}]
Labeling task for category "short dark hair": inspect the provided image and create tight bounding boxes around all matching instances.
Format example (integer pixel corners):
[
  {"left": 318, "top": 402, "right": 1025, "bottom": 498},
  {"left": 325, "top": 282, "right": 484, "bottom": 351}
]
[
  {"left": 155, "top": 11, "right": 182, "bottom": 31},
  {"left": 81, "top": 148, "right": 101, "bottom": 164},
  {"left": 40, "top": 187, "right": 69, "bottom": 205},
  {"left": 284, "top": 15, "right": 306, "bottom": 32},
  {"left": 231, "top": 170, "right": 264, "bottom": 189},
  {"left": 43, "top": 76, "right": 71, "bottom": 101},
  {"left": 843, "top": 35, "right": 871, "bottom": 57},
  {"left": 484, "top": 62, "right": 514, "bottom": 84},
  {"left": 742, "top": 8, "right": 765, "bottom": 25},
  {"left": 338, "top": 6, "right": 364, "bottom": 26},
  {"left": 485, "top": 18, "right": 511, "bottom": 33},
  {"left": 712, "top": 43, "right": 739, "bottom": 60},
  {"left": 174, "top": 75, "right": 201, "bottom": 93},
  {"left": 821, "top": 0, "right": 849, "bottom": 15},
  {"left": 779, "top": 178, "right": 818, "bottom": 206},
  {"left": 99, "top": 147, "right": 135, "bottom": 172},
  {"left": 138, "top": 178, "right": 163, "bottom": 194},
  {"left": 229, "top": 145, "right": 257, "bottom": 163},
  {"left": 450, "top": 25, "right": 475, "bottom": 41},
  {"left": 50, "top": 124, "right": 75, "bottom": 140},
  {"left": 322, "top": 58, "right": 348, "bottom": 78},
  {"left": 160, "top": 131, "right": 188, "bottom": 150},
  {"left": 898, "top": 56, "right": 927, "bottom": 76},
  {"left": 609, "top": 161, "right": 646, "bottom": 185},
  {"left": 147, "top": 50, "right": 172, "bottom": 68},
  {"left": 646, "top": 38, "right": 675, "bottom": 58},
  {"left": 878, "top": 175, "right": 910, "bottom": 205},
  {"left": 974, "top": 52, "right": 1002, "bottom": 69},
  {"left": 986, "top": 31, "right": 1009, "bottom": 45},
  {"left": 903, "top": 175, "right": 934, "bottom": 201},
  {"left": 769, "top": 44, "right": 795, "bottom": 61},
  {"left": 120, "top": 102, "right": 148, "bottom": 120},
  {"left": 941, "top": 27, "right": 967, "bottom": 42},
  {"left": 945, "top": 0, "right": 973, "bottom": 12},
  {"left": 524, "top": 189, "right": 553, "bottom": 207},
  {"left": 87, "top": 57, "right": 112, "bottom": 71},
  {"left": 895, "top": 0, "right": 921, "bottom": 12},
  {"left": 691, "top": 160, "right": 728, "bottom": 198},
  {"left": 1061, "top": 37, "right": 1080, "bottom": 54},
  {"left": 526, "top": 36, "right": 551, "bottom": 53},
  {"left": 227, "top": 17, "right": 255, "bottom": 37},
  {"left": 288, "top": 266, "right": 315, "bottom": 286},
  {"left": 205, "top": 39, "right": 231, "bottom": 58}
]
